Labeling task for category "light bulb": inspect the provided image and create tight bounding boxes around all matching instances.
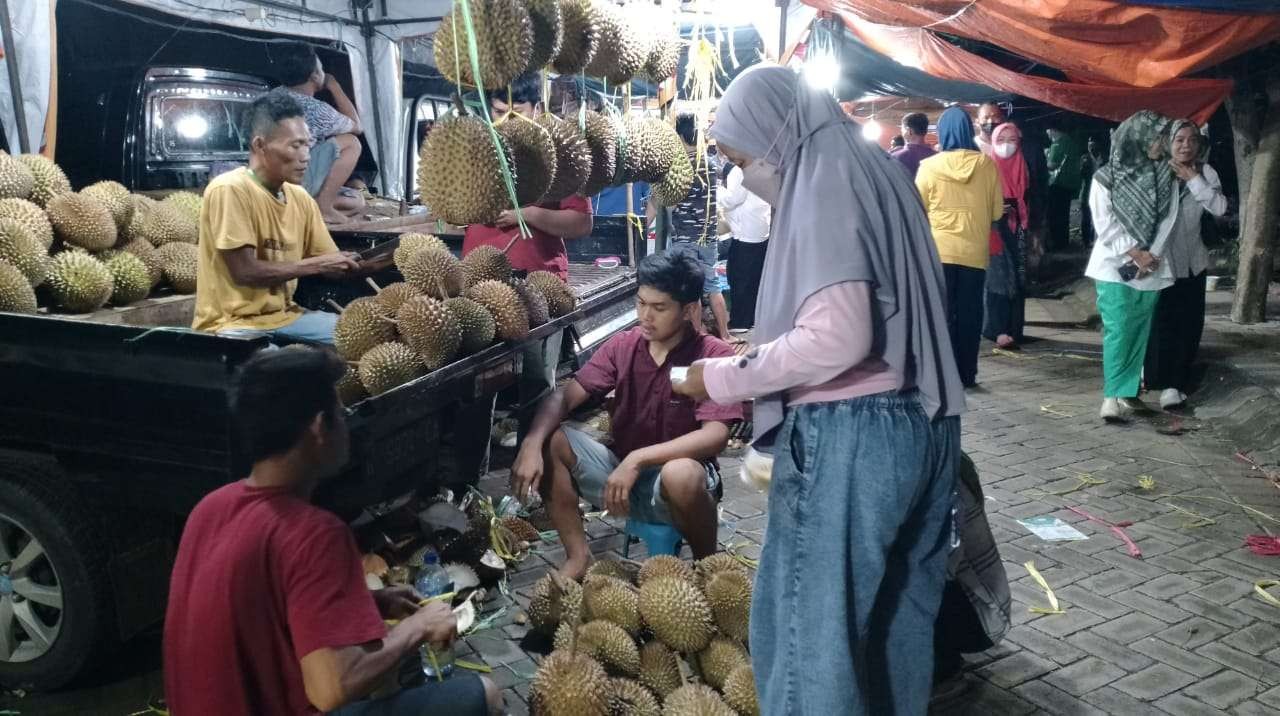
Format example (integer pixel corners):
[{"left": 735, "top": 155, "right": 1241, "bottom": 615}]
[
  {"left": 175, "top": 114, "right": 209, "bottom": 140},
  {"left": 802, "top": 54, "right": 840, "bottom": 93},
  {"left": 862, "top": 119, "right": 883, "bottom": 142}
]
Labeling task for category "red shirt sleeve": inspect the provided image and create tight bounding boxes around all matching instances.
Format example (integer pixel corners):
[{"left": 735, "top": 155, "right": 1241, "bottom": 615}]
[
  {"left": 282, "top": 520, "right": 387, "bottom": 660},
  {"left": 695, "top": 338, "right": 745, "bottom": 424},
  {"left": 558, "top": 194, "right": 593, "bottom": 216},
  {"left": 574, "top": 332, "right": 621, "bottom": 396}
]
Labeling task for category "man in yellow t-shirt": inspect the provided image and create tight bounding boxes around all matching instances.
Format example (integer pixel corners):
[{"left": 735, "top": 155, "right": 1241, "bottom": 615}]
[{"left": 193, "top": 89, "right": 367, "bottom": 344}]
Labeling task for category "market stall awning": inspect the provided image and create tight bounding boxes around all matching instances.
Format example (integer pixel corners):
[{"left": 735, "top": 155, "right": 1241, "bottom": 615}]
[
  {"left": 832, "top": 27, "right": 1008, "bottom": 105},
  {"left": 806, "top": 0, "right": 1280, "bottom": 89}
]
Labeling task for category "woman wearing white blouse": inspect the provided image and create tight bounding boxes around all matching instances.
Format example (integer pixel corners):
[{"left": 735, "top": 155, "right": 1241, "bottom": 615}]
[{"left": 1144, "top": 120, "right": 1227, "bottom": 409}]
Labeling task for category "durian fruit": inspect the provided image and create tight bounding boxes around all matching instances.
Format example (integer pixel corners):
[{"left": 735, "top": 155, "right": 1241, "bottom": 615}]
[
  {"left": 529, "top": 650, "right": 609, "bottom": 716},
  {"left": 643, "top": 33, "right": 682, "bottom": 83},
  {"left": 528, "top": 572, "right": 583, "bottom": 634},
  {"left": 396, "top": 295, "right": 462, "bottom": 371},
  {"left": 525, "top": 0, "right": 564, "bottom": 72},
  {"left": 584, "top": 2, "right": 646, "bottom": 85},
  {"left": 81, "top": 181, "right": 134, "bottom": 232},
  {"left": 704, "top": 570, "right": 751, "bottom": 643},
  {"left": 393, "top": 232, "right": 448, "bottom": 268},
  {"left": 16, "top": 154, "right": 70, "bottom": 207},
  {"left": 155, "top": 242, "right": 199, "bottom": 293},
  {"left": 0, "top": 152, "right": 35, "bottom": 200},
  {"left": 444, "top": 296, "right": 497, "bottom": 354},
  {"left": 696, "top": 553, "right": 750, "bottom": 585},
  {"left": 46, "top": 193, "right": 117, "bottom": 251},
  {"left": 139, "top": 202, "right": 198, "bottom": 246},
  {"left": 638, "top": 555, "right": 695, "bottom": 586},
  {"left": 498, "top": 515, "right": 540, "bottom": 543},
  {"left": 582, "top": 575, "right": 642, "bottom": 635},
  {"left": 162, "top": 191, "right": 203, "bottom": 224},
  {"left": 401, "top": 248, "right": 466, "bottom": 299},
  {"left": 607, "top": 677, "right": 661, "bottom": 716},
  {"left": 45, "top": 251, "right": 113, "bottom": 313},
  {"left": 652, "top": 150, "right": 694, "bottom": 207},
  {"left": 461, "top": 244, "right": 513, "bottom": 288},
  {"left": 663, "top": 684, "right": 736, "bottom": 716},
  {"left": 334, "top": 296, "right": 397, "bottom": 361},
  {"left": 637, "top": 118, "right": 684, "bottom": 184},
  {"left": 637, "top": 641, "right": 682, "bottom": 700},
  {"left": 337, "top": 365, "right": 369, "bottom": 406},
  {"left": 638, "top": 576, "right": 714, "bottom": 653},
  {"left": 508, "top": 277, "right": 550, "bottom": 327},
  {"left": 553, "top": 620, "right": 576, "bottom": 653},
  {"left": 497, "top": 117, "right": 556, "bottom": 207},
  {"left": 0, "top": 261, "right": 37, "bottom": 313},
  {"left": 122, "top": 195, "right": 158, "bottom": 244},
  {"left": 103, "top": 251, "right": 152, "bottom": 305},
  {"left": 721, "top": 664, "right": 759, "bottom": 716},
  {"left": 572, "top": 620, "right": 640, "bottom": 676},
  {"left": 372, "top": 281, "right": 421, "bottom": 316},
  {"left": 536, "top": 114, "right": 592, "bottom": 201},
  {"left": 467, "top": 279, "right": 529, "bottom": 341},
  {"left": 579, "top": 111, "right": 618, "bottom": 197},
  {"left": 358, "top": 341, "right": 425, "bottom": 396},
  {"left": 527, "top": 270, "right": 576, "bottom": 317},
  {"left": 553, "top": 0, "right": 600, "bottom": 75},
  {"left": 0, "top": 197, "right": 54, "bottom": 248},
  {"left": 0, "top": 218, "right": 48, "bottom": 287},
  {"left": 586, "top": 558, "right": 639, "bottom": 585},
  {"left": 419, "top": 116, "right": 514, "bottom": 226},
  {"left": 121, "top": 238, "right": 163, "bottom": 287},
  {"left": 433, "top": 0, "right": 533, "bottom": 90},
  {"left": 697, "top": 636, "right": 749, "bottom": 691}
]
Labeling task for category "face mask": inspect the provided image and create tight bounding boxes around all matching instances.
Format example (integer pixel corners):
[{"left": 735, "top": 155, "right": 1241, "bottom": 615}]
[
  {"left": 741, "top": 160, "right": 782, "bottom": 205},
  {"left": 980, "top": 121, "right": 998, "bottom": 137},
  {"left": 993, "top": 142, "right": 1017, "bottom": 159}
]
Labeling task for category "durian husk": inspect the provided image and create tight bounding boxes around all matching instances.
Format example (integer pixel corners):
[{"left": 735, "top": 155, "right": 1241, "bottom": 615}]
[
  {"left": 0, "top": 197, "right": 54, "bottom": 249},
  {"left": 154, "top": 242, "right": 198, "bottom": 293},
  {"left": 372, "top": 281, "right": 421, "bottom": 316},
  {"left": 530, "top": 650, "right": 610, "bottom": 716},
  {"left": 637, "top": 555, "right": 695, "bottom": 586},
  {"left": 582, "top": 575, "right": 642, "bottom": 636},
  {"left": 445, "top": 296, "right": 497, "bottom": 354},
  {"left": 81, "top": 181, "right": 134, "bottom": 232},
  {"left": 525, "top": 0, "right": 564, "bottom": 73},
  {"left": 497, "top": 117, "right": 557, "bottom": 207},
  {"left": 401, "top": 248, "right": 466, "bottom": 300},
  {"left": 162, "top": 190, "right": 203, "bottom": 225},
  {"left": 584, "top": 2, "right": 646, "bottom": 85},
  {"left": 16, "top": 154, "right": 71, "bottom": 208},
  {"left": 139, "top": 202, "right": 199, "bottom": 246},
  {"left": 433, "top": 0, "right": 533, "bottom": 90},
  {"left": 663, "top": 684, "right": 736, "bottom": 716},
  {"left": 526, "top": 270, "right": 577, "bottom": 318},
  {"left": 393, "top": 232, "right": 448, "bottom": 268},
  {"left": 637, "top": 576, "right": 714, "bottom": 653},
  {"left": 395, "top": 295, "right": 462, "bottom": 371},
  {"left": 0, "top": 261, "right": 37, "bottom": 314},
  {"left": 696, "top": 553, "right": 750, "bottom": 586},
  {"left": 45, "top": 251, "right": 113, "bottom": 313},
  {"left": 637, "top": 640, "right": 682, "bottom": 700},
  {"left": 572, "top": 620, "right": 640, "bottom": 676},
  {"left": 508, "top": 277, "right": 550, "bottom": 327},
  {"left": 696, "top": 636, "right": 749, "bottom": 691},
  {"left": 337, "top": 365, "right": 369, "bottom": 406},
  {"left": 643, "top": 33, "right": 682, "bottom": 83},
  {"left": 46, "top": 193, "right": 117, "bottom": 251},
  {"left": 652, "top": 149, "right": 694, "bottom": 207},
  {"left": 578, "top": 111, "right": 618, "bottom": 197},
  {"left": 607, "top": 677, "right": 660, "bottom": 716},
  {"left": 552, "top": 0, "right": 599, "bottom": 75},
  {"left": 461, "top": 244, "right": 513, "bottom": 288},
  {"left": 0, "top": 152, "right": 35, "bottom": 200},
  {"left": 0, "top": 218, "right": 48, "bottom": 287},
  {"left": 722, "top": 664, "right": 760, "bottom": 716},
  {"left": 498, "top": 515, "right": 540, "bottom": 543},
  {"left": 358, "top": 341, "right": 425, "bottom": 396},
  {"left": 334, "top": 296, "right": 397, "bottom": 361},
  {"left": 528, "top": 572, "right": 583, "bottom": 634},
  {"left": 467, "top": 279, "right": 530, "bottom": 342},
  {"left": 419, "top": 116, "right": 515, "bottom": 226},
  {"left": 704, "top": 570, "right": 751, "bottom": 643},
  {"left": 536, "top": 114, "right": 592, "bottom": 201},
  {"left": 102, "top": 251, "right": 152, "bottom": 305},
  {"left": 120, "top": 238, "right": 163, "bottom": 287},
  {"left": 585, "top": 558, "right": 640, "bottom": 585}
]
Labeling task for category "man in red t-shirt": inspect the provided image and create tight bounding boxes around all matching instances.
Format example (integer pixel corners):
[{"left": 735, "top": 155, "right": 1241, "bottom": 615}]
[
  {"left": 512, "top": 252, "right": 743, "bottom": 579},
  {"left": 163, "top": 347, "right": 501, "bottom": 715}
]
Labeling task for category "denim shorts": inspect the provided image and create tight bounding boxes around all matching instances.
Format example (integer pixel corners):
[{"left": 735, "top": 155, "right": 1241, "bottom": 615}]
[
  {"left": 329, "top": 671, "right": 487, "bottom": 716},
  {"left": 563, "top": 427, "right": 719, "bottom": 524},
  {"left": 216, "top": 309, "right": 338, "bottom": 346},
  {"left": 666, "top": 241, "right": 721, "bottom": 295},
  {"left": 302, "top": 137, "right": 340, "bottom": 196}
]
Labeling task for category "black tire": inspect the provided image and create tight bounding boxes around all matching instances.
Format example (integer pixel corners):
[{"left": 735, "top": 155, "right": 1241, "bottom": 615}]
[{"left": 0, "top": 455, "right": 117, "bottom": 691}]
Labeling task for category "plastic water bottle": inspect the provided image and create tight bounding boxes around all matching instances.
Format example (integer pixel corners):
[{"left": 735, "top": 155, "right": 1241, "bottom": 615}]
[{"left": 413, "top": 550, "right": 455, "bottom": 679}]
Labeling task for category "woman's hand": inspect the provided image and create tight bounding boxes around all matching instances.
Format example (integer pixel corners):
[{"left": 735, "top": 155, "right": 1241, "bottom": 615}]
[
  {"left": 671, "top": 362, "right": 710, "bottom": 402},
  {"left": 1169, "top": 160, "right": 1199, "bottom": 183},
  {"left": 1126, "top": 248, "right": 1161, "bottom": 275}
]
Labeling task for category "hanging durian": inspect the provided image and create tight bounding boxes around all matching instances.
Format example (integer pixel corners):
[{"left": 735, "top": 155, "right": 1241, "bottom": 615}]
[
  {"left": 497, "top": 116, "right": 557, "bottom": 207},
  {"left": 578, "top": 111, "right": 618, "bottom": 197},
  {"left": 536, "top": 114, "right": 593, "bottom": 201},
  {"left": 584, "top": 2, "right": 646, "bottom": 86},
  {"left": 525, "top": 0, "right": 564, "bottom": 73},
  {"left": 433, "top": 0, "right": 533, "bottom": 90},
  {"left": 419, "top": 115, "right": 515, "bottom": 226},
  {"left": 552, "top": 0, "right": 600, "bottom": 75}
]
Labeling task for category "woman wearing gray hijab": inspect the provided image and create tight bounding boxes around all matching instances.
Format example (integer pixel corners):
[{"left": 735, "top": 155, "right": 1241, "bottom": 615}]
[{"left": 673, "top": 65, "right": 965, "bottom": 715}]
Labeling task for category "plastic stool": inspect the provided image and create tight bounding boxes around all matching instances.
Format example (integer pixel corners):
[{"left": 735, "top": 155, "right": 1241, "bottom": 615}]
[{"left": 621, "top": 519, "right": 683, "bottom": 558}]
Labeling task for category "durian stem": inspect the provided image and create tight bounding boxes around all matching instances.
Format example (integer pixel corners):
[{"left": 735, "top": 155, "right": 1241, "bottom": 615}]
[
  {"left": 325, "top": 298, "right": 345, "bottom": 313},
  {"left": 501, "top": 231, "right": 521, "bottom": 254},
  {"left": 366, "top": 277, "right": 383, "bottom": 293}
]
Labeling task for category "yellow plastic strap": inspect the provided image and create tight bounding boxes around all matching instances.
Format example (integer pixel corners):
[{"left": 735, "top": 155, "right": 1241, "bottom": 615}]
[
  {"left": 1256, "top": 580, "right": 1280, "bottom": 607},
  {"left": 1024, "top": 561, "right": 1065, "bottom": 614},
  {"left": 456, "top": 659, "right": 493, "bottom": 673}
]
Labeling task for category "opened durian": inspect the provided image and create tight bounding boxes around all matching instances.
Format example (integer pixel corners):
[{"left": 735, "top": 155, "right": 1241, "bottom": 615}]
[
  {"left": 155, "top": 242, "right": 198, "bottom": 293},
  {"left": 334, "top": 296, "right": 397, "bottom": 361},
  {"left": 163, "top": 191, "right": 203, "bottom": 224},
  {"left": 528, "top": 572, "right": 583, "bottom": 634},
  {"left": 396, "top": 295, "right": 462, "bottom": 370},
  {"left": 530, "top": 650, "right": 609, "bottom": 716},
  {"left": 103, "top": 251, "right": 152, "bottom": 305},
  {"left": 573, "top": 620, "right": 640, "bottom": 676},
  {"left": 525, "top": 0, "right": 564, "bottom": 72},
  {"left": 0, "top": 197, "right": 54, "bottom": 248},
  {"left": 401, "top": 247, "right": 466, "bottom": 299},
  {"left": 579, "top": 111, "right": 618, "bottom": 197},
  {"left": 81, "top": 181, "right": 134, "bottom": 232},
  {"left": 46, "top": 193, "right": 117, "bottom": 251},
  {"left": 372, "top": 281, "right": 421, "bottom": 315},
  {"left": 553, "top": 0, "right": 600, "bottom": 75},
  {"left": 433, "top": 0, "right": 533, "bottom": 90},
  {"left": 419, "top": 116, "right": 515, "bottom": 226},
  {"left": 444, "top": 296, "right": 497, "bottom": 354},
  {"left": 663, "top": 684, "right": 736, "bottom": 716},
  {"left": 358, "top": 341, "right": 425, "bottom": 396},
  {"left": 0, "top": 152, "right": 34, "bottom": 200},
  {"left": 461, "top": 244, "right": 513, "bottom": 287},
  {"left": 607, "top": 677, "right": 660, "bottom": 716},
  {"left": 704, "top": 569, "right": 751, "bottom": 643},
  {"left": 0, "top": 261, "right": 37, "bottom": 313},
  {"left": 0, "top": 218, "right": 47, "bottom": 287},
  {"left": 582, "top": 575, "right": 642, "bottom": 636},
  {"left": 393, "top": 232, "right": 448, "bottom": 268},
  {"left": 697, "top": 636, "right": 749, "bottom": 691},
  {"left": 536, "top": 114, "right": 593, "bottom": 201},
  {"left": 721, "top": 664, "right": 759, "bottom": 716},
  {"left": 526, "top": 270, "right": 576, "bottom": 317},
  {"left": 637, "top": 641, "right": 682, "bottom": 700},
  {"left": 585, "top": 2, "right": 646, "bottom": 85},
  {"left": 497, "top": 117, "right": 556, "bottom": 207},
  {"left": 337, "top": 365, "right": 369, "bottom": 406},
  {"left": 45, "top": 251, "right": 113, "bottom": 313},
  {"left": 467, "top": 279, "right": 529, "bottom": 341},
  {"left": 508, "top": 277, "right": 550, "bottom": 327},
  {"left": 16, "top": 154, "right": 70, "bottom": 208},
  {"left": 638, "top": 555, "right": 695, "bottom": 586},
  {"left": 497, "top": 515, "right": 540, "bottom": 543},
  {"left": 638, "top": 575, "right": 714, "bottom": 653}
]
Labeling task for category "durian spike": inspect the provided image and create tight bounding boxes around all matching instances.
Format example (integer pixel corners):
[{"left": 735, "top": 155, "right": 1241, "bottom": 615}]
[{"left": 366, "top": 277, "right": 383, "bottom": 293}]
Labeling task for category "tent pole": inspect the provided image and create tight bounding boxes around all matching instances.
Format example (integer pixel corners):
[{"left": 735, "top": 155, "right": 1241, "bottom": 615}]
[
  {"left": 777, "top": 0, "right": 789, "bottom": 61},
  {"left": 0, "top": 0, "right": 30, "bottom": 153},
  {"left": 360, "top": 5, "right": 391, "bottom": 199}
]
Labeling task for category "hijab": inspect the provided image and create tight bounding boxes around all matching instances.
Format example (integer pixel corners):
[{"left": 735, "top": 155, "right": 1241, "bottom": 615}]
[
  {"left": 710, "top": 65, "right": 965, "bottom": 443},
  {"left": 991, "top": 123, "right": 1028, "bottom": 230},
  {"left": 1168, "top": 119, "right": 1209, "bottom": 168},
  {"left": 937, "top": 106, "right": 979, "bottom": 152},
  {"left": 1094, "top": 110, "right": 1175, "bottom": 249}
]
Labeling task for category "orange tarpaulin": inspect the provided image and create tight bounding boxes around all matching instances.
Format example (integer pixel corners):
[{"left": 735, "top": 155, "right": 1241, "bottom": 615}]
[
  {"left": 837, "top": 15, "right": 1233, "bottom": 125},
  {"left": 806, "top": 0, "right": 1280, "bottom": 89}
]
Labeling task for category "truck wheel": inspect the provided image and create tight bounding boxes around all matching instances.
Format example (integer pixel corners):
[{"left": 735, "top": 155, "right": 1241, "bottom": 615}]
[{"left": 0, "top": 459, "right": 116, "bottom": 691}]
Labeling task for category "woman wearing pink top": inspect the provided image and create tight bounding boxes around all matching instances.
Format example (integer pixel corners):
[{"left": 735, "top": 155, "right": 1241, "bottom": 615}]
[{"left": 674, "top": 66, "right": 965, "bottom": 715}]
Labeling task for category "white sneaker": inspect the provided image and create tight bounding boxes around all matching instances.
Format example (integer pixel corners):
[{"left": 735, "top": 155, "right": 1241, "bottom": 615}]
[
  {"left": 1159, "top": 388, "right": 1186, "bottom": 410},
  {"left": 1100, "top": 398, "right": 1131, "bottom": 422}
]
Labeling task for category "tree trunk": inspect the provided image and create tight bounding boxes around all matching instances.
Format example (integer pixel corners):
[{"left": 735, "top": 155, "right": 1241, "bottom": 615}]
[
  {"left": 1225, "top": 80, "right": 1262, "bottom": 240},
  {"left": 1230, "top": 72, "right": 1280, "bottom": 324}
]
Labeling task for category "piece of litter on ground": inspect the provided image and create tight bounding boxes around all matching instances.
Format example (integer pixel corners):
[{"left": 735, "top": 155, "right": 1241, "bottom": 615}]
[
  {"left": 1245, "top": 535, "right": 1280, "bottom": 556},
  {"left": 1255, "top": 580, "right": 1280, "bottom": 607},
  {"left": 1018, "top": 516, "right": 1089, "bottom": 542},
  {"left": 1024, "top": 561, "right": 1065, "bottom": 614},
  {"left": 1137, "top": 475, "right": 1156, "bottom": 490},
  {"left": 1067, "top": 506, "right": 1143, "bottom": 559}
]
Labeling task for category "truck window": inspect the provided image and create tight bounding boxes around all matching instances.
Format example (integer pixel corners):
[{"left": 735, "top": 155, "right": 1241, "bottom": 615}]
[{"left": 152, "top": 91, "right": 253, "bottom": 159}]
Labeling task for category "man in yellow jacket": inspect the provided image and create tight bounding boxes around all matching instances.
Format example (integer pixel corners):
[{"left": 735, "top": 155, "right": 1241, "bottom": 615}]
[{"left": 916, "top": 106, "right": 1004, "bottom": 388}]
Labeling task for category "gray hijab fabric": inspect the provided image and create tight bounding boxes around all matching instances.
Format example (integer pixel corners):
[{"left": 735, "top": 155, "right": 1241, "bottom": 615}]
[{"left": 710, "top": 65, "right": 965, "bottom": 444}]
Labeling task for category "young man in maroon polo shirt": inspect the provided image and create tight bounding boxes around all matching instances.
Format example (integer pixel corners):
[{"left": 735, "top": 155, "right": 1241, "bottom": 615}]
[
  {"left": 163, "top": 347, "right": 501, "bottom": 715},
  {"left": 512, "top": 252, "right": 743, "bottom": 579}
]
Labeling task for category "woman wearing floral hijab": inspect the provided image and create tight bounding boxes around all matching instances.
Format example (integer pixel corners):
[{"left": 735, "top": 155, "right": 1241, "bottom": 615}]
[
  {"left": 1084, "top": 110, "right": 1179, "bottom": 422},
  {"left": 983, "top": 122, "right": 1030, "bottom": 348}
]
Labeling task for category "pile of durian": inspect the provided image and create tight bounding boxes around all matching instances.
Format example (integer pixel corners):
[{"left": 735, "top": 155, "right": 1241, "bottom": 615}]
[
  {"left": 334, "top": 232, "right": 577, "bottom": 403},
  {"left": 420, "top": 0, "right": 691, "bottom": 227},
  {"left": 0, "top": 150, "right": 202, "bottom": 315},
  {"left": 527, "top": 554, "right": 759, "bottom": 716}
]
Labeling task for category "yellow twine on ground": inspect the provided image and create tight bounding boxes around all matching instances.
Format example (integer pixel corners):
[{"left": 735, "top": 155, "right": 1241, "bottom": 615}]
[
  {"left": 456, "top": 659, "right": 494, "bottom": 673},
  {"left": 1030, "top": 472, "right": 1106, "bottom": 498},
  {"left": 727, "top": 542, "right": 759, "bottom": 570},
  {"left": 1039, "top": 403, "right": 1080, "bottom": 418},
  {"left": 1024, "top": 561, "right": 1065, "bottom": 614},
  {"left": 1161, "top": 495, "right": 1280, "bottom": 534},
  {"left": 1255, "top": 580, "right": 1280, "bottom": 607},
  {"left": 992, "top": 347, "right": 1035, "bottom": 360},
  {"left": 1137, "top": 475, "right": 1157, "bottom": 491}
]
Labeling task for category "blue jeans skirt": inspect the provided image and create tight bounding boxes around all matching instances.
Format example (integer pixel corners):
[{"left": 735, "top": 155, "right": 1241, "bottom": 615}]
[{"left": 751, "top": 391, "right": 960, "bottom": 715}]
